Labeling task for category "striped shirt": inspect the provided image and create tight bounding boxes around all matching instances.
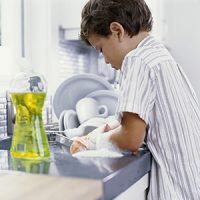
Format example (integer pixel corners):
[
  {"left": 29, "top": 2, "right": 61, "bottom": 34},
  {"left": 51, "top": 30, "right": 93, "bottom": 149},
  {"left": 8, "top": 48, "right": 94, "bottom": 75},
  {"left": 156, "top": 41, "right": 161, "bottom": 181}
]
[{"left": 116, "top": 35, "right": 200, "bottom": 200}]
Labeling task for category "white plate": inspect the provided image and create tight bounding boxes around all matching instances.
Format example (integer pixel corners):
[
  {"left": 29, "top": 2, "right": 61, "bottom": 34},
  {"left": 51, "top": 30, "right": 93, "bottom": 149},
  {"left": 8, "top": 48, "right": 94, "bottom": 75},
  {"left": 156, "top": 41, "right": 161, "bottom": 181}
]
[
  {"left": 53, "top": 74, "right": 113, "bottom": 119},
  {"left": 86, "top": 90, "right": 119, "bottom": 116},
  {"left": 58, "top": 110, "right": 67, "bottom": 131},
  {"left": 63, "top": 109, "right": 80, "bottom": 129}
]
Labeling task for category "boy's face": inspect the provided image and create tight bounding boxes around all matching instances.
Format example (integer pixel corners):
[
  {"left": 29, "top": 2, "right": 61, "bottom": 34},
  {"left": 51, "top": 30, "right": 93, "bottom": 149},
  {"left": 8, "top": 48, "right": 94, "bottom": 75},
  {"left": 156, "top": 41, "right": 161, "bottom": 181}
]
[{"left": 88, "top": 33, "right": 128, "bottom": 70}]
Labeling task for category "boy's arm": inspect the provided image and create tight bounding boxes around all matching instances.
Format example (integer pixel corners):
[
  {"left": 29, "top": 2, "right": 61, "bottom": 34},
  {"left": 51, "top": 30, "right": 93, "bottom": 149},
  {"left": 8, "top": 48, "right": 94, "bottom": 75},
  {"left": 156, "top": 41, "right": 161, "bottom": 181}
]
[
  {"left": 109, "top": 112, "right": 146, "bottom": 152},
  {"left": 70, "top": 119, "right": 120, "bottom": 154},
  {"left": 70, "top": 112, "right": 146, "bottom": 154}
]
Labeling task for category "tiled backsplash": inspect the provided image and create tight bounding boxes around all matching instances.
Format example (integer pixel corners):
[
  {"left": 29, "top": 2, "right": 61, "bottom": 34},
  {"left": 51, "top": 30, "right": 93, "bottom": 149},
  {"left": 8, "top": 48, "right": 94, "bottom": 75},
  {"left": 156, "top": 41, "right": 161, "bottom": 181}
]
[
  {"left": 58, "top": 28, "right": 117, "bottom": 84},
  {"left": 0, "top": 92, "right": 7, "bottom": 137},
  {"left": 58, "top": 39, "right": 97, "bottom": 81}
]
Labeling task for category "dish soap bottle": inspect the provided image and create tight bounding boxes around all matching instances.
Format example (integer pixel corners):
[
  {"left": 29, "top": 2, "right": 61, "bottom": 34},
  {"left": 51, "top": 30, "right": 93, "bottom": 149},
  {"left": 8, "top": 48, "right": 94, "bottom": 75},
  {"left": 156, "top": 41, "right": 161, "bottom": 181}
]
[{"left": 9, "top": 71, "right": 50, "bottom": 159}]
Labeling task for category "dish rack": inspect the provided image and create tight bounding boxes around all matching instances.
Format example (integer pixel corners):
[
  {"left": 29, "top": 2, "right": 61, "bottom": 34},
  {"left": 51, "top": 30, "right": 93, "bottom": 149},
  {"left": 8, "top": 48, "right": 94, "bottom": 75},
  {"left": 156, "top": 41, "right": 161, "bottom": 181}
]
[{"left": 45, "top": 123, "right": 73, "bottom": 147}]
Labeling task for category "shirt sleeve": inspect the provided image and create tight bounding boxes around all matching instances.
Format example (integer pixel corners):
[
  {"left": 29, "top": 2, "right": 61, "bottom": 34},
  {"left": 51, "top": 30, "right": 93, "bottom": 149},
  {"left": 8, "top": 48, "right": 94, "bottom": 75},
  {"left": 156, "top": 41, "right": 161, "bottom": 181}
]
[{"left": 116, "top": 56, "right": 156, "bottom": 125}]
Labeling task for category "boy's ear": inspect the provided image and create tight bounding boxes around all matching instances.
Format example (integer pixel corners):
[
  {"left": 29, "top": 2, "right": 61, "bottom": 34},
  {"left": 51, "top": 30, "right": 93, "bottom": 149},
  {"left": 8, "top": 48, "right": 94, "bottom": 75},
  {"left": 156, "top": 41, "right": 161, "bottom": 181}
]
[{"left": 110, "top": 22, "right": 125, "bottom": 42}]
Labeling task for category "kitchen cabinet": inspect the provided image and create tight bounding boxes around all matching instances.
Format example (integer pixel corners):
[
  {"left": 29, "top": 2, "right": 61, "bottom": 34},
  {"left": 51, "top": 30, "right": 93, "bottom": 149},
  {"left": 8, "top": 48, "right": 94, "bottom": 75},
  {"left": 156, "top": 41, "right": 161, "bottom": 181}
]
[
  {"left": 56, "top": 0, "right": 88, "bottom": 29},
  {"left": 114, "top": 174, "right": 149, "bottom": 200},
  {"left": 51, "top": 0, "right": 88, "bottom": 40}
]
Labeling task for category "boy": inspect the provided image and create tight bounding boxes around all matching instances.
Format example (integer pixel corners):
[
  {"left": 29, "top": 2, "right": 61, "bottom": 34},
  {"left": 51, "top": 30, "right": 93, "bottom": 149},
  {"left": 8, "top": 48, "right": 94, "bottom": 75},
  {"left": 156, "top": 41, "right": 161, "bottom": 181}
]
[{"left": 71, "top": 0, "right": 200, "bottom": 199}]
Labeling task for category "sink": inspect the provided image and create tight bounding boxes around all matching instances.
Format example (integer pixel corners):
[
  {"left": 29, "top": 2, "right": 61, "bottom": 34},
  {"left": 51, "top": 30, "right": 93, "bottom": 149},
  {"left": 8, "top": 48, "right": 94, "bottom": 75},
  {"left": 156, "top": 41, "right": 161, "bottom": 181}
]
[{"left": 0, "top": 133, "right": 71, "bottom": 154}]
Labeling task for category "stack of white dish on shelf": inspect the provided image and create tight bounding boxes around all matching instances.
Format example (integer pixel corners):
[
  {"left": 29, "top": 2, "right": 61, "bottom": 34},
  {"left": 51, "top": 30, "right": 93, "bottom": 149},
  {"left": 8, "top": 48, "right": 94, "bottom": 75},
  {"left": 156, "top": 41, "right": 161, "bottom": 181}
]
[{"left": 53, "top": 73, "right": 119, "bottom": 138}]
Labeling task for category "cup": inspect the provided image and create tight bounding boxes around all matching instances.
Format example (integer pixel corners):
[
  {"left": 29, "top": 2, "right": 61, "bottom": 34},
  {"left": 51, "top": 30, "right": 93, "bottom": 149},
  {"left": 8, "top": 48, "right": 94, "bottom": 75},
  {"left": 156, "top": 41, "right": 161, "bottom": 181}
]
[{"left": 76, "top": 97, "right": 108, "bottom": 124}]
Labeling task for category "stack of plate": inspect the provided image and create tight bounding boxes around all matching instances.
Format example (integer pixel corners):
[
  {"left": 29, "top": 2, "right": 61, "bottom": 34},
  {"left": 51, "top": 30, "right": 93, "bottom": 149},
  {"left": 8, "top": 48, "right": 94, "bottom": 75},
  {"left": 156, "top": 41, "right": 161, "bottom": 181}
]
[{"left": 53, "top": 74, "right": 119, "bottom": 130}]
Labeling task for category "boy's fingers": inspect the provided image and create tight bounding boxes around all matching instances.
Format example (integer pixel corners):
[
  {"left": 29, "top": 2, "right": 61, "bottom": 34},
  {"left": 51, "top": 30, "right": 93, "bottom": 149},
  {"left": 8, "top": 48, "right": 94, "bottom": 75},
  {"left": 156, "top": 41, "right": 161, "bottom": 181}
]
[
  {"left": 71, "top": 136, "right": 88, "bottom": 146},
  {"left": 132, "top": 150, "right": 139, "bottom": 155},
  {"left": 70, "top": 141, "right": 87, "bottom": 154},
  {"left": 103, "top": 124, "right": 111, "bottom": 133},
  {"left": 70, "top": 137, "right": 89, "bottom": 154}
]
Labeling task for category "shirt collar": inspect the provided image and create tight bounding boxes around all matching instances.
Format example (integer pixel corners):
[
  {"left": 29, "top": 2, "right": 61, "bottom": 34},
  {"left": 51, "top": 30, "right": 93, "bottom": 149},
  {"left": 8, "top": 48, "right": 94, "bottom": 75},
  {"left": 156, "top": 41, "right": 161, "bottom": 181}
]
[
  {"left": 137, "top": 35, "right": 154, "bottom": 48},
  {"left": 120, "top": 35, "right": 154, "bottom": 73}
]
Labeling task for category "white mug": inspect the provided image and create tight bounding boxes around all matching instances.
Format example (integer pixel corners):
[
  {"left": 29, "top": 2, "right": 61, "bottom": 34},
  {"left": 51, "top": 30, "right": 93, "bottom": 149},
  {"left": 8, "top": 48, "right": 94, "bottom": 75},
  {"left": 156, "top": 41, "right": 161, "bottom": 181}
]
[{"left": 76, "top": 97, "right": 108, "bottom": 124}]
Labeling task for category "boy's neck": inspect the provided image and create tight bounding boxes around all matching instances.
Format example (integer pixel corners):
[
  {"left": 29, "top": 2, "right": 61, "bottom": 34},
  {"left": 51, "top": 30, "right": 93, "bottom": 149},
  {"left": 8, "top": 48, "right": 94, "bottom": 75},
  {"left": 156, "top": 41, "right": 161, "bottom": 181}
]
[{"left": 129, "top": 31, "right": 150, "bottom": 50}]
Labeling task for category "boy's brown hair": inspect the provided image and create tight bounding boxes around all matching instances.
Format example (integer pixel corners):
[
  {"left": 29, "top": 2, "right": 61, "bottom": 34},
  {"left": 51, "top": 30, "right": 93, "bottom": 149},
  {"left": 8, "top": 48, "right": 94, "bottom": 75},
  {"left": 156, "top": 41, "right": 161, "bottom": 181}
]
[{"left": 80, "top": 0, "right": 153, "bottom": 45}]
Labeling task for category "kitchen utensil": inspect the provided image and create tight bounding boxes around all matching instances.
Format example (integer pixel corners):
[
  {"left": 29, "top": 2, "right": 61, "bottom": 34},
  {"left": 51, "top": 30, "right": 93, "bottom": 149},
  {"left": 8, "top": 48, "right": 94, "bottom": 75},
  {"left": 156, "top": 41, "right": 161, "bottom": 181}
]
[
  {"left": 59, "top": 109, "right": 80, "bottom": 131},
  {"left": 63, "top": 109, "right": 80, "bottom": 129},
  {"left": 86, "top": 90, "right": 118, "bottom": 116},
  {"left": 58, "top": 110, "right": 66, "bottom": 131},
  {"left": 76, "top": 97, "right": 108, "bottom": 124},
  {"left": 53, "top": 73, "right": 113, "bottom": 119}
]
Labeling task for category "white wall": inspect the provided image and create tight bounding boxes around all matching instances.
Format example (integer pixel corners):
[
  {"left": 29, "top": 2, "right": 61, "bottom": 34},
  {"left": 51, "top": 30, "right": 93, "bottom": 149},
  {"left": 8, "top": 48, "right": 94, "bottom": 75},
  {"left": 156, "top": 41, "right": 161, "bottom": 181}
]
[
  {"left": 146, "top": 0, "right": 164, "bottom": 41},
  {"left": 23, "top": 0, "right": 88, "bottom": 95},
  {"left": 162, "top": 0, "right": 200, "bottom": 100},
  {"left": 23, "top": 0, "right": 52, "bottom": 88},
  {"left": 0, "top": 0, "right": 22, "bottom": 92}
]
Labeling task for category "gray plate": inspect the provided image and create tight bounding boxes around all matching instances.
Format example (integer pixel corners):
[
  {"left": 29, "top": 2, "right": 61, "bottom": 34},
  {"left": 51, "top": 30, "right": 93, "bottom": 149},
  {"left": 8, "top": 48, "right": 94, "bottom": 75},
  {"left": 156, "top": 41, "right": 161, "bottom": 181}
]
[
  {"left": 53, "top": 74, "right": 113, "bottom": 119},
  {"left": 86, "top": 90, "right": 119, "bottom": 116}
]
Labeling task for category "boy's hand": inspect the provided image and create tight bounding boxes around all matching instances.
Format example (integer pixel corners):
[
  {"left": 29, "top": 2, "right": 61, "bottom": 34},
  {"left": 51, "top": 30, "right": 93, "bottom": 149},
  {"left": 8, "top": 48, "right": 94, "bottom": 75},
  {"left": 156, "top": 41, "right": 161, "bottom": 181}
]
[
  {"left": 70, "top": 137, "right": 88, "bottom": 154},
  {"left": 70, "top": 123, "right": 117, "bottom": 154},
  {"left": 103, "top": 124, "right": 112, "bottom": 132}
]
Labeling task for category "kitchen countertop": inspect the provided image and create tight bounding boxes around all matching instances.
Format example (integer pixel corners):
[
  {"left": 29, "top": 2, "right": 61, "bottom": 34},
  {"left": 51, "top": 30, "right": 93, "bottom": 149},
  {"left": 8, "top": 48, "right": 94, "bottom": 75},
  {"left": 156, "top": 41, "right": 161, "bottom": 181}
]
[
  {"left": 0, "top": 137, "right": 151, "bottom": 200},
  {"left": 0, "top": 170, "right": 102, "bottom": 200}
]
